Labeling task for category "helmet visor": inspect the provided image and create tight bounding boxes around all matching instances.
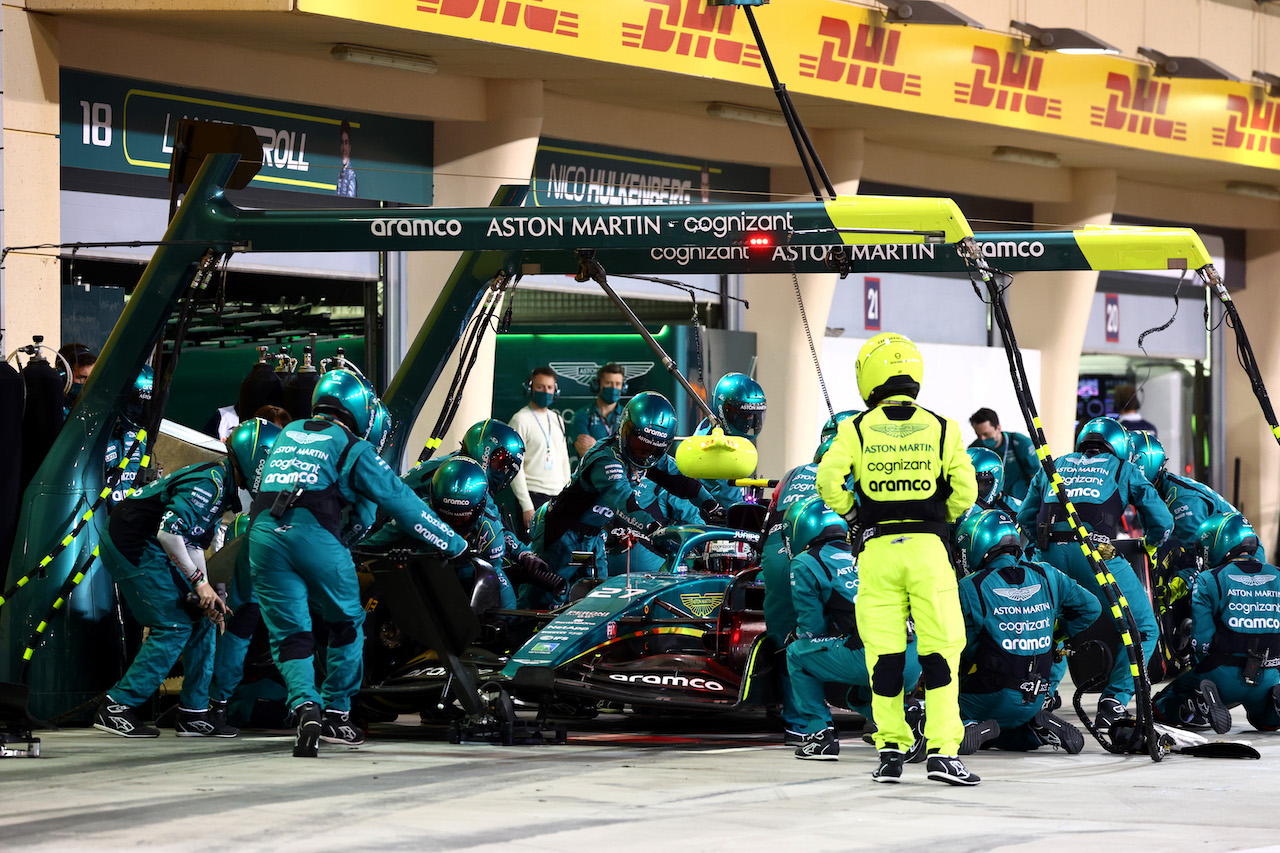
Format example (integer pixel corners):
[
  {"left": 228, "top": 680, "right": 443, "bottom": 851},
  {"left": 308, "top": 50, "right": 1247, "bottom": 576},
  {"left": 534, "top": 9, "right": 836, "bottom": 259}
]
[
  {"left": 724, "top": 402, "right": 766, "bottom": 437},
  {"left": 437, "top": 502, "right": 483, "bottom": 535},
  {"left": 486, "top": 446, "right": 522, "bottom": 490},
  {"left": 623, "top": 429, "right": 668, "bottom": 469}
]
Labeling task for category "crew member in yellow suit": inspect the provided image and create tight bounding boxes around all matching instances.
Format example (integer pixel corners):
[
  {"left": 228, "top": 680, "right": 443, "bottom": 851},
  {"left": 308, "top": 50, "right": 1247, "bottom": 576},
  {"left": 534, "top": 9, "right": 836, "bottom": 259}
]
[{"left": 817, "top": 333, "right": 980, "bottom": 786}]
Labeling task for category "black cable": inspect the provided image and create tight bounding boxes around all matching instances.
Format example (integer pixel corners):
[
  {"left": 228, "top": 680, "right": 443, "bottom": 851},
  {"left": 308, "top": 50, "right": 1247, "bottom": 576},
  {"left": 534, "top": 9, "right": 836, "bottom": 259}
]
[
  {"left": 790, "top": 266, "right": 834, "bottom": 420},
  {"left": 608, "top": 272, "right": 750, "bottom": 308}
]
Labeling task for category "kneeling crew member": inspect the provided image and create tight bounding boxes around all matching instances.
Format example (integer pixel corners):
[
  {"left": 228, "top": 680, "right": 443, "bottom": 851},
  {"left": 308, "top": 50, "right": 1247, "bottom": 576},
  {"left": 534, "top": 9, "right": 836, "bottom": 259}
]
[
  {"left": 1153, "top": 512, "right": 1280, "bottom": 733},
  {"left": 785, "top": 496, "right": 922, "bottom": 761},
  {"left": 817, "top": 332, "right": 980, "bottom": 786},
  {"left": 955, "top": 511, "right": 1100, "bottom": 752}
]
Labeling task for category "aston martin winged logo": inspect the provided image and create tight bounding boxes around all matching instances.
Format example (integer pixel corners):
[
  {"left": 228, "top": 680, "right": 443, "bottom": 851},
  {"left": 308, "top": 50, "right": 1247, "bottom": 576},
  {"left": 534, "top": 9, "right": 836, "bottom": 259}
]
[
  {"left": 868, "top": 422, "right": 928, "bottom": 438},
  {"left": 550, "top": 361, "right": 655, "bottom": 389},
  {"left": 992, "top": 584, "right": 1041, "bottom": 602},
  {"left": 680, "top": 592, "right": 725, "bottom": 619},
  {"left": 1228, "top": 574, "right": 1275, "bottom": 587}
]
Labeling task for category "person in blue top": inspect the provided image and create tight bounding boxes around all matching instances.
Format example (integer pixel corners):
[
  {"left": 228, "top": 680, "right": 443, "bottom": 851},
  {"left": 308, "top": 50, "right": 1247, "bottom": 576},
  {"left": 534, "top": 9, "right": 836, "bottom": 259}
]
[
  {"left": 93, "top": 417, "right": 265, "bottom": 739},
  {"left": 528, "top": 391, "right": 721, "bottom": 608},
  {"left": 784, "top": 496, "right": 923, "bottom": 761},
  {"left": 969, "top": 407, "right": 1039, "bottom": 501},
  {"left": 570, "top": 362, "right": 625, "bottom": 461},
  {"left": 249, "top": 370, "right": 469, "bottom": 757},
  {"left": 1018, "top": 417, "right": 1173, "bottom": 731},
  {"left": 1152, "top": 512, "right": 1280, "bottom": 733},
  {"left": 955, "top": 510, "right": 1101, "bottom": 752}
]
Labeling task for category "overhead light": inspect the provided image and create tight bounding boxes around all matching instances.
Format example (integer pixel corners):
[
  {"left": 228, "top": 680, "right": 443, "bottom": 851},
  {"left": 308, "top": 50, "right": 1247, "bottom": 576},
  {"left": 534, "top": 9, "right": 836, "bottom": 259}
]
[
  {"left": 1137, "top": 47, "right": 1238, "bottom": 81},
  {"left": 331, "top": 44, "right": 438, "bottom": 75},
  {"left": 992, "top": 146, "right": 1061, "bottom": 168},
  {"left": 878, "top": 1, "right": 983, "bottom": 26},
  {"left": 706, "top": 102, "right": 787, "bottom": 127},
  {"left": 1226, "top": 181, "right": 1280, "bottom": 201},
  {"left": 1010, "top": 20, "right": 1119, "bottom": 55},
  {"left": 1254, "top": 70, "right": 1280, "bottom": 97}
]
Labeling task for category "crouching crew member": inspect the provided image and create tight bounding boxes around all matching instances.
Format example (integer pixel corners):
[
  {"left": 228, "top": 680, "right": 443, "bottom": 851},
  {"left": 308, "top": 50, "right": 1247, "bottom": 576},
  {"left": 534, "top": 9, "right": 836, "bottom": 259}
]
[
  {"left": 250, "top": 370, "right": 468, "bottom": 757},
  {"left": 817, "top": 332, "right": 980, "bottom": 786},
  {"left": 1152, "top": 512, "right": 1280, "bottom": 733},
  {"left": 785, "top": 496, "right": 922, "bottom": 761},
  {"left": 955, "top": 510, "right": 1101, "bottom": 752}
]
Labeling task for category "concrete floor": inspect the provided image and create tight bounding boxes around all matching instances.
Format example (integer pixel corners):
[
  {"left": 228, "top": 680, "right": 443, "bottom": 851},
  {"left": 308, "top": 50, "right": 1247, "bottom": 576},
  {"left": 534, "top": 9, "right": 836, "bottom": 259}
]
[{"left": 4, "top": 711, "right": 1280, "bottom": 853}]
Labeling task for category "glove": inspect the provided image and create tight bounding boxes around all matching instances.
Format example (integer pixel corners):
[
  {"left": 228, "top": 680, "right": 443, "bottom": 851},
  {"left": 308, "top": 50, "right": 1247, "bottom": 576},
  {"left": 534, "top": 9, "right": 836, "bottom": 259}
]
[
  {"left": 841, "top": 506, "right": 858, "bottom": 527},
  {"left": 1167, "top": 575, "right": 1190, "bottom": 603},
  {"left": 700, "top": 500, "right": 728, "bottom": 526},
  {"left": 1095, "top": 542, "right": 1116, "bottom": 561},
  {"left": 510, "top": 551, "right": 566, "bottom": 597}
]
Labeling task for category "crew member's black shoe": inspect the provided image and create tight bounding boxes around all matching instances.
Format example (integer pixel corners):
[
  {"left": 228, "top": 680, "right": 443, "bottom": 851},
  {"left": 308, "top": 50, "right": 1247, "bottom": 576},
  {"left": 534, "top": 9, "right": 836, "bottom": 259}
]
[
  {"left": 871, "top": 748, "right": 904, "bottom": 783},
  {"left": 926, "top": 753, "right": 981, "bottom": 786},
  {"left": 783, "top": 728, "right": 806, "bottom": 747},
  {"left": 1193, "top": 680, "right": 1232, "bottom": 735},
  {"left": 1095, "top": 697, "right": 1131, "bottom": 732},
  {"left": 209, "top": 700, "right": 231, "bottom": 732},
  {"left": 293, "top": 702, "right": 322, "bottom": 758},
  {"left": 1030, "top": 710, "right": 1084, "bottom": 754},
  {"left": 794, "top": 727, "right": 839, "bottom": 760},
  {"left": 321, "top": 709, "right": 365, "bottom": 746},
  {"left": 94, "top": 696, "right": 160, "bottom": 738},
  {"left": 959, "top": 719, "right": 1001, "bottom": 754},
  {"left": 175, "top": 708, "right": 240, "bottom": 738}
]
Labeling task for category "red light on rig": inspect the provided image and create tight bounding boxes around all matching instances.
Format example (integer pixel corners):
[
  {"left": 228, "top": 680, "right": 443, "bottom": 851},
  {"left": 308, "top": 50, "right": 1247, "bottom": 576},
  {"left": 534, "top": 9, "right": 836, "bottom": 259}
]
[{"left": 745, "top": 233, "right": 772, "bottom": 250}]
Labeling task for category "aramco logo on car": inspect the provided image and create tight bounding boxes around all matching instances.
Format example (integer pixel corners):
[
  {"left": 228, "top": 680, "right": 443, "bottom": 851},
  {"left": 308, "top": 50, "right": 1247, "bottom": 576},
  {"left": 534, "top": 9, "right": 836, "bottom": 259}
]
[{"left": 608, "top": 673, "right": 726, "bottom": 692}]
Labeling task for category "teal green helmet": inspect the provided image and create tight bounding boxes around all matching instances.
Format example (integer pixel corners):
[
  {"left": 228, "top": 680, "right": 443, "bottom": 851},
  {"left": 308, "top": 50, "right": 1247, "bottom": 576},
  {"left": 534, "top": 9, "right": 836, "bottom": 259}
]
[
  {"left": 368, "top": 400, "right": 393, "bottom": 454},
  {"left": 1129, "top": 431, "right": 1166, "bottom": 484},
  {"left": 712, "top": 372, "right": 766, "bottom": 438},
  {"left": 1076, "top": 417, "right": 1132, "bottom": 461},
  {"left": 967, "top": 447, "right": 1004, "bottom": 504},
  {"left": 618, "top": 391, "right": 678, "bottom": 469},
  {"left": 815, "top": 409, "right": 861, "bottom": 463},
  {"left": 460, "top": 419, "right": 525, "bottom": 492},
  {"left": 781, "top": 496, "right": 846, "bottom": 560},
  {"left": 122, "top": 364, "right": 155, "bottom": 427},
  {"left": 429, "top": 457, "right": 489, "bottom": 535},
  {"left": 955, "top": 509, "right": 1021, "bottom": 573},
  {"left": 226, "top": 417, "right": 281, "bottom": 495},
  {"left": 1197, "top": 511, "right": 1260, "bottom": 567},
  {"left": 311, "top": 369, "right": 377, "bottom": 437}
]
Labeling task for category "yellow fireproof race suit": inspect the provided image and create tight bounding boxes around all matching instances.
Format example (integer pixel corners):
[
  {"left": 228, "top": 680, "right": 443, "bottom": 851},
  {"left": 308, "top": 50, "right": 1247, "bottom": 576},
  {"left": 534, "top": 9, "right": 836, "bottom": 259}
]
[{"left": 816, "top": 396, "right": 977, "bottom": 755}]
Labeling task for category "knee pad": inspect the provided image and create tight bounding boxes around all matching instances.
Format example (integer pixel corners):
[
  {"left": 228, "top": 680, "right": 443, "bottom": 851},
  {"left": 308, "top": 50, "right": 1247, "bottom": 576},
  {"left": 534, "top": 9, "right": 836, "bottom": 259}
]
[
  {"left": 278, "top": 630, "right": 315, "bottom": 662},
  {"left": 225, "top": 602, "right": 261, "bottom": 640},
  {"left": 327, "top": 620, "right": 358, "bottom": 648},
  {"left": 919, "top": 653, "right": 953, "bottom": 690},
  {"left": 871, "top": 652, "right": 906, "bottom": 698}
]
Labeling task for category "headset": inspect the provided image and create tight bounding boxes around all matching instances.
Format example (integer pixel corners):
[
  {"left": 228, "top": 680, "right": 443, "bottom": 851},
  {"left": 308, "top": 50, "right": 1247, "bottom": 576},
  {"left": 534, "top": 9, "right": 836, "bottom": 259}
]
[
  {"left": 523, "top": 367, "right": 560, "bottom": 399},
  {"left": 588, "top": 362, "right": 628, "bottom": 396}
]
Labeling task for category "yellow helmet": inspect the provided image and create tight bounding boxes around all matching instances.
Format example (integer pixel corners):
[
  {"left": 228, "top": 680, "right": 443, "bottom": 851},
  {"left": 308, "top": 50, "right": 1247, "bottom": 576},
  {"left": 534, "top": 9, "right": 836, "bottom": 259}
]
[{"left": 856, "top": 333, "right": 923, "bottom": 405}]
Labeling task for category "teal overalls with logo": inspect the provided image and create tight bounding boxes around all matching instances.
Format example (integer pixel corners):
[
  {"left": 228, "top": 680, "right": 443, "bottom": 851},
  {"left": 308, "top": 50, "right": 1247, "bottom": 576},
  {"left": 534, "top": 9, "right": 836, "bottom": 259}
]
[
  {"left": 250, "top": 418, "right": 466, "bottom": 713},
  {"left": 101, "top": 460, "right": 232, "bottom": 710}
]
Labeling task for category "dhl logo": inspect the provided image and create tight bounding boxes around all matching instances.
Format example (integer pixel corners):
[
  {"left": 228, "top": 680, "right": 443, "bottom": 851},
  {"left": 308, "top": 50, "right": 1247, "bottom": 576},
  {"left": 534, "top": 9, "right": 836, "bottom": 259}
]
[
  {"left": 798, "top": 17, "right": 921, "bottom": 96},
  {"left": 416, "top": 0, "right": 579, "bottom": 38},
  {"left": 1090, "top": 73, "right": 1186, "bottom": 141},
  {"left": 1212, "top": 94, "right": 1280, "bottom": 155},
  {"left": 954, "top": 48, "right": 1061, "bottom": 118},
  {"left": 621, "top": 0, "right": 761, "bottom": 68}
]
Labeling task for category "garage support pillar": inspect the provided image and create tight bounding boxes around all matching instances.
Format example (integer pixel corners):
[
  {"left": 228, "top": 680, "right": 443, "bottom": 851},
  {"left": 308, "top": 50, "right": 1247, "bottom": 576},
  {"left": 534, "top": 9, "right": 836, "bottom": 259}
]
[
  {"left": 403, "top": 79, "right": 544, "bottom": 468},
  {"left": 744, "top": 129, "right": 863, "bottom": 475}
]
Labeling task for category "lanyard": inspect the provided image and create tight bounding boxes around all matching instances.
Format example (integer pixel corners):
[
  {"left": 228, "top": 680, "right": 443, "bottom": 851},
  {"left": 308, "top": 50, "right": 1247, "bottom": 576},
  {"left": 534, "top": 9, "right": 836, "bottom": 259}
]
[{"left": 534, "top": 410, "right": 554, "bottom": 449}]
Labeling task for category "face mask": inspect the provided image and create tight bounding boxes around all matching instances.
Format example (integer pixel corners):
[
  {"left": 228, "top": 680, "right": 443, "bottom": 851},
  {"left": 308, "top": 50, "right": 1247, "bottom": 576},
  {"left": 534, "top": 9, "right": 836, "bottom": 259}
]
[
  {"left": 978, "top": 437, "right": 997, "bottom": 450},
  {"left": 531, "top": 391, "right": 554, "bottom": 408},
  {"left": 600, "top": 387, "right": 622, "bottom": 404}
]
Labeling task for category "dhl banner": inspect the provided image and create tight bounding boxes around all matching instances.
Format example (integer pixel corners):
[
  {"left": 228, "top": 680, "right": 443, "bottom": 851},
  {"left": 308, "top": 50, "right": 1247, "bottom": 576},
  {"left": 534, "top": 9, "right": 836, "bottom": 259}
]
[{"left": 298, "top": 0, "right": 1279, "bottom": 172}]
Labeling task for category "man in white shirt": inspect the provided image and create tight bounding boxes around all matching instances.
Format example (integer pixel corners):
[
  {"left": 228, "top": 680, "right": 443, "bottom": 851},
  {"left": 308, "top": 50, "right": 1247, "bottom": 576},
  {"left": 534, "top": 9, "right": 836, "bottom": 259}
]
[{"left": 510, "top": 366, "right": 572, "bottom": 527}]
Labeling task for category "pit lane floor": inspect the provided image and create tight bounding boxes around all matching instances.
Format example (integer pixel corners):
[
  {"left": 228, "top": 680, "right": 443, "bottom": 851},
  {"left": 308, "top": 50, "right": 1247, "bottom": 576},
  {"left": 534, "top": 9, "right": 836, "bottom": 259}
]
[{"left": 4, "top": 709, "right": 1279, "bottom": 853}]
